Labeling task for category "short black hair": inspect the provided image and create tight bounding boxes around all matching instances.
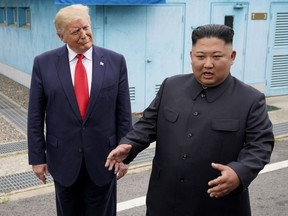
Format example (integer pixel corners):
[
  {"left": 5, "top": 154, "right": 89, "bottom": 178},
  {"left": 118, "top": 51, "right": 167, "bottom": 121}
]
[{"left": 192, "top": 24, "right": 234, "bottom": 46}]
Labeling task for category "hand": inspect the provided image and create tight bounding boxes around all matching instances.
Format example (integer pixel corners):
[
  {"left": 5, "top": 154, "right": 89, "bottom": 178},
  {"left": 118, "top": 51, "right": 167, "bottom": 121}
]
[
  {"left": 115, "top": 162, "right": 129, "bottom": 180},
  {"left": 32, "top": 164, "right": 49, "bottom": 184},
  {"left": 105, "top": 144, "right": 132, "bottom": 172},
  {"left": 207, "top": 163, "right": 240, "bottom": 198}
]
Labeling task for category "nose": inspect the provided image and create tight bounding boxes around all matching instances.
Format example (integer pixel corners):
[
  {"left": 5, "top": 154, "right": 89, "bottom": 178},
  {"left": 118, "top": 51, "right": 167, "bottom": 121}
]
[
  {"left": 79, "top": 29, "right": 87, "bottom": 38},
  {"left": 204, "top": 58, "right": 213, "bottom": 68}
]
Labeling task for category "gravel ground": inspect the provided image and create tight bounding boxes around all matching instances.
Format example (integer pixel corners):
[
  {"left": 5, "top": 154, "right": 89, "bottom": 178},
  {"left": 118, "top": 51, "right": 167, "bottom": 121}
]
[
  {"left": 0, "top": 74, "right": 29, "bottom": 110},
  {"left": 0, "top": 74, "right": 29, "bottom": 144},
  {"left": 0, "top": 115, "right": 26, "bottom": 144},
  {"left": 0, "top": 73, "right": 141, "bottom": 145}
]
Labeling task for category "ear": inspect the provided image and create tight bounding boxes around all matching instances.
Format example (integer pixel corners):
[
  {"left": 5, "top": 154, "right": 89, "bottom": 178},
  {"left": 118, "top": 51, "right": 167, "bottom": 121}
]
[
  {"left": 231, "top": 50, "right": 236, "bottom": 61},
  {"left": 57, "top": 33, "right": 66, "bottom": 43}
]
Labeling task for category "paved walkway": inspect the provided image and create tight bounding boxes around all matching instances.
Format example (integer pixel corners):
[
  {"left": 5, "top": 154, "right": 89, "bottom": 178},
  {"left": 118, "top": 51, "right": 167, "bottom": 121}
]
[{"left": 0, "top": 92, "right": 288, "bottom": 201}]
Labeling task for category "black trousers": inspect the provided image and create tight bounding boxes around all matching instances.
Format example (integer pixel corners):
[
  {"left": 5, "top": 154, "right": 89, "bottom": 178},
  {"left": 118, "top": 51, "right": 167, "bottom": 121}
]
[{"left": 54, "top": 160, "right": 116, "bottom": 216}]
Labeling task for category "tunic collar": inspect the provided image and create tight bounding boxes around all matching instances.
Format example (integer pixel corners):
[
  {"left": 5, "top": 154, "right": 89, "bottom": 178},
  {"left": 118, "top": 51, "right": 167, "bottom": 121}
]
[{"left": 190, "top": 73, "right": 232, "bottom": 102}]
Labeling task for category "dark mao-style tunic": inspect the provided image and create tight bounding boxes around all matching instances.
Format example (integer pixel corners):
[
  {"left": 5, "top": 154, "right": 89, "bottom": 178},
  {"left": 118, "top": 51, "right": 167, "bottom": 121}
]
[{"left": 121, "top": 73, "right": 274, "bottom": 216}]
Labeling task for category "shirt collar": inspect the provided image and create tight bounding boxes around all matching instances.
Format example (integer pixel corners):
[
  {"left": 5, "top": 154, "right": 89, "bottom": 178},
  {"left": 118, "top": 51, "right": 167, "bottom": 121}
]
[
  {"left": 67, "top": 44, "right": 93, "bottom": 62},
  {"left": 191, "top": 73, "right": 232, "bottom": 102}
]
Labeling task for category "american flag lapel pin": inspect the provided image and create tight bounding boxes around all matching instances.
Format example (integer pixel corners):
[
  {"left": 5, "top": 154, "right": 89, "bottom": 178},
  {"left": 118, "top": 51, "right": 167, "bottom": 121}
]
[{"left": 100, "top": 61, "right": 104, "bottom": 66}]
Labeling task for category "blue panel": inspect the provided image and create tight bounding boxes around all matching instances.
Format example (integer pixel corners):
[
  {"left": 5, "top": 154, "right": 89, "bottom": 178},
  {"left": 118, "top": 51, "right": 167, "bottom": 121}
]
[{"left": 54, "top": 0, "right": 165, "bottom": 5}]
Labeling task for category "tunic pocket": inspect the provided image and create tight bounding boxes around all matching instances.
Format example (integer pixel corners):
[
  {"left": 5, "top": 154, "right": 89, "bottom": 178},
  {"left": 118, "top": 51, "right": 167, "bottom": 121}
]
[
  {"left": 211, "top": 119, "right": 239, "bottom": 132},
  {"left": 163, "top": 106, "right": 179, "bottom": 123}
]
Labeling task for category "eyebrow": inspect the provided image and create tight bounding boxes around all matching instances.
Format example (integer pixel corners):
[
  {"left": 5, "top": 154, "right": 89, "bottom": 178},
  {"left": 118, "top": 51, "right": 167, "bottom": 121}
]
[{"left": 70, "top": 25, "right": 90, "bottom": 34}]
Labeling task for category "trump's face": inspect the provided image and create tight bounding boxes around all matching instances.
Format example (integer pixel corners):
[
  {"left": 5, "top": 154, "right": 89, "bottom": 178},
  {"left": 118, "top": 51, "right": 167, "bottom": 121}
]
[
  {"left": 190, "top": 37, "right": 236, "bottom": 87},
  {"left": 58, "top": 18, "right": 93, "bottom": 54}
]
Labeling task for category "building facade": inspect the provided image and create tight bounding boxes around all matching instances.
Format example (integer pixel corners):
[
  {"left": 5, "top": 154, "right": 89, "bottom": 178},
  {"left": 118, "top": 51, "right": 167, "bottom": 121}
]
[{"left": 0, "top": 0, "right": 287, "bottom": 112}]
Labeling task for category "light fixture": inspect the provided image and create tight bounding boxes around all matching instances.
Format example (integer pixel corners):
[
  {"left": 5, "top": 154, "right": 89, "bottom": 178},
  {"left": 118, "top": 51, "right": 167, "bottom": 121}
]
[{"left": 234, "top": 3, "right": 244, "bottom": 9}]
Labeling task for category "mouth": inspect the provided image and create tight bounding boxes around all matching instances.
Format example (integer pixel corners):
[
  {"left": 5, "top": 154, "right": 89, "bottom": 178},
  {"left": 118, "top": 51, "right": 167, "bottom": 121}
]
[
  {"left": 79, "top": 39, "right": 91, "bottom": 45},
  {"left": 202, "top": 71, "right": 214, "bottom": 79}
]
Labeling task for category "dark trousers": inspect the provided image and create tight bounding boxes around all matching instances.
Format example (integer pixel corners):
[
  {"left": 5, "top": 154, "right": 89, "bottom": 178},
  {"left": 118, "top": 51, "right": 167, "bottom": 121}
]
[{"left": 54, "top": 161, "right": 116, "bottom": 216}]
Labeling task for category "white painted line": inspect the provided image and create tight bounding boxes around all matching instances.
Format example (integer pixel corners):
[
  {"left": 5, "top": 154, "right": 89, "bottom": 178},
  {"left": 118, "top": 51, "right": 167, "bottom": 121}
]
[
  {"left": 259, "top": 159, "right": 288, "bottom": 174},
  {"left": 117, "top": 160, "right": 288, "bottom": 212},
  {"left": 117, "top": 196, "right": 146, "bottom": 212}
]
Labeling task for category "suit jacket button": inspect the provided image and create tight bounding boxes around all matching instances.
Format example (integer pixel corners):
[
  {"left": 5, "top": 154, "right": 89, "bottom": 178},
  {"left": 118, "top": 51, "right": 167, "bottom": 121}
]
[{"left": 180, "top": 178, "right": 185, "bottom": 182}]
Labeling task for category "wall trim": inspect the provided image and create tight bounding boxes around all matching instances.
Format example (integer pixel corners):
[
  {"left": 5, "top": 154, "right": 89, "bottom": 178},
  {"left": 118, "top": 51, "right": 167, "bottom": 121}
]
[{"left": 0, "top": 62, "right": 31, "bottom": 88}]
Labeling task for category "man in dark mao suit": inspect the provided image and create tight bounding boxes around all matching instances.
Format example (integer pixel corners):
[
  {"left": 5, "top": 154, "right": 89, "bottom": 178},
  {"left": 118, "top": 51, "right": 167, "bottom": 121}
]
[
  {"left": 105, "top": 24, "right": 274, "bottom": 216},
  {"left": 28, "top": 5, "right": 131, "bottom": 216}
]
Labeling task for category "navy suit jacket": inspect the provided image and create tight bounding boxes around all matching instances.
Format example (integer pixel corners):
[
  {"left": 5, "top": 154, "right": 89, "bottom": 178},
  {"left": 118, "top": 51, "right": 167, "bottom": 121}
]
[{"left": 28, "top": 45, "right": 132, "bottom": 187}]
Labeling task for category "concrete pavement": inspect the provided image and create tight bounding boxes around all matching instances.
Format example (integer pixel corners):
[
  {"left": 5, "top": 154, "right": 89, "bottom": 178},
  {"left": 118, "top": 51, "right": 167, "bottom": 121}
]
[{"left": 0, "top": 94, "right": 288, "bottom": 203}]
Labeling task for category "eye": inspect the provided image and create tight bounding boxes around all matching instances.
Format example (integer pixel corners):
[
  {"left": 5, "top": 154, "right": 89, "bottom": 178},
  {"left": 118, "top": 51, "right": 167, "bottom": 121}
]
[
  {"left": 71, "top": 29, "right": 80, "bottom": 35},
  {"left": 83, "top": 25, "right": 89, "bottom": 31},
  {"left": 196, "top": 55, "right": 205, "bottom": 60},
  {"left": 213, "top": 55, "right": 222, "bottom": 60}
]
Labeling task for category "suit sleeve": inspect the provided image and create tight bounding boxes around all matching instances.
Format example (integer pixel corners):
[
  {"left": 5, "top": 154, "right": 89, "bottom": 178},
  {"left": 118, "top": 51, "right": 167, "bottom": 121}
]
[
  {"left": 27, "top": 56, "right": 47, "bottom": 165},
  {"left": 228, "top": 93, "right": 274, "bottom": 189},
  {"left": 116, "top": 55, "right": 132, "bottom": 141},
  {"left": 120, "top": 78, "right": 168, "bottom": 163}
]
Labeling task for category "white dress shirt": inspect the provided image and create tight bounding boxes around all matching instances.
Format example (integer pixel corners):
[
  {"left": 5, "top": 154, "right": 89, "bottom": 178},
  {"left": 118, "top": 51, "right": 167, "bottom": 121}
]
[{"left": 67, "top": 45, "right": 93, "bottom": 95}]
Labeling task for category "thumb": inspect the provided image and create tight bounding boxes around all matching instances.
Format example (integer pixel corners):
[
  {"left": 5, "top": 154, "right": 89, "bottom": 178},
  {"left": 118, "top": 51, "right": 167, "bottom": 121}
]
[{"left": 211, "top": 162, "right": 225, "bottom": 172}]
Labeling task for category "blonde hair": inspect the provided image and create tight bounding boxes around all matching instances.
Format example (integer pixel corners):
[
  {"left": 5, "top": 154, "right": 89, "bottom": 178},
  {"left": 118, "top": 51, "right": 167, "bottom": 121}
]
[{"left": 54, "top": 4, "right": 91, "bottom": 35}]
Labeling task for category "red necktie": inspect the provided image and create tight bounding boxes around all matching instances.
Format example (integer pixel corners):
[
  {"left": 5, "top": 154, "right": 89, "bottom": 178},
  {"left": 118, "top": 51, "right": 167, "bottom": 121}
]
[{"left": 74, "top": 54, "right": 89, "bottom": 120}]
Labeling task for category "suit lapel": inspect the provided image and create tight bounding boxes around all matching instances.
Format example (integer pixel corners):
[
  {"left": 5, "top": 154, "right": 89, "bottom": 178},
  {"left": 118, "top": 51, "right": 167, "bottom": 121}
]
[
  {"left": 56, "top": 46, "right": 82, "bottom": 121},
  {"left": 83, "top": 46, "right": 105, "bottom": 123}
]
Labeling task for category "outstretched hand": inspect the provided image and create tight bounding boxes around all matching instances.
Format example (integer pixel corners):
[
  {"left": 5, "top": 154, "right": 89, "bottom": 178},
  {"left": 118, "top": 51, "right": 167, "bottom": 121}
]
[
  {"left": 105, "top": 144, "right": 132, "bottom": 173},
  {"left": 207, "top": 163, "right": 240, "bottom": 198}
]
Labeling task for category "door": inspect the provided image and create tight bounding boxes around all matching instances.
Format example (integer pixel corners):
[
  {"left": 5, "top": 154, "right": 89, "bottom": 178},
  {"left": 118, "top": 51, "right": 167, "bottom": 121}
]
[
  {"left": 103, "top": 5, "right": 184, "bottom": 112},
  {"left": 211, "top": 3, "right": 248, "bottom": 81},
  {"left": 266, "top": 3, "right": 288, "bottom": 96},
  {"left": 145, "top": 6, "right": 184, "bottom": 106}
]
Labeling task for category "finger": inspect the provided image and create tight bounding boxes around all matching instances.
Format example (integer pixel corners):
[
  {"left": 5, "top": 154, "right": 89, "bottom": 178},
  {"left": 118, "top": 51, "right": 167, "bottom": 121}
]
[
  {"left": 44, "top": 168, "right": 50, "bottom": 176},
  {"left": 105, "top": 151, "right": 118, "bottom": 168},
  {"left": 105, "top": 159, "right": 111, "bottom": 168},
  {"left": 39, "top": 174, "right": 47, "bottom": 184},
  {"left": 208, "top": 176, "right": 222, "bottom": 187},
  {"left": 114, "top": 162, "right": 120, "bottom": 174},
  {"left": 208, "top": 183, "right": 231, "bottom": 198},
  {"left": 108, "top": 160, "right": 116, "bottom": 171},
  {"left": 211, "top": 162, "right": 225, "bottom": 171},
  {"left": 116, "top": 169, "right": 127, "bottom": 180},
  {"left": 105, "top": 155, "right": 116, "bottom": 170},
  {"left": 116, "top": 171, "right": 123, "bottom": 180},
  {"left": 42, "top": 177, "right": 47, "bottom": 184}
]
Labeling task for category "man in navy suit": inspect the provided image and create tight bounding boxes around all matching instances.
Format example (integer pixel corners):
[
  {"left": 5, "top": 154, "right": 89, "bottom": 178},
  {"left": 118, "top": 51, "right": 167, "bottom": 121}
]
[
  {"left": 105, "top": 24, "right": 274, "bottom": 216},
  {"left": 28, "top": 4, "right": 131, "bottom": 216}
]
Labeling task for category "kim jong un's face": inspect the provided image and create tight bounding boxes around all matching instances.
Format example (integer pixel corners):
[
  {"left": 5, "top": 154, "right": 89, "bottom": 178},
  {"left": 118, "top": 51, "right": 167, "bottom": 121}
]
[
  {"left": 58, "top": 18, "right": 93, "bottom": 54},
  {"left": 190, "top": 37, "right": 236, "bottom": 87}
]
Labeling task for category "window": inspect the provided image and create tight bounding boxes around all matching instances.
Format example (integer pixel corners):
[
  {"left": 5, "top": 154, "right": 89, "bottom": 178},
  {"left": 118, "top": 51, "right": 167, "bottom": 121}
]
[
  {"left": 19, "top": 7, "right": 30, "bottom": 28},
  {"left": 7, "top": 7, "right": 17, "bottom": 26},
  {"left": 224, "top": 15, "right": 234, "bottom": 29},
  {"left": 0, "top": 7, "right": 6, "bottom": 25}
]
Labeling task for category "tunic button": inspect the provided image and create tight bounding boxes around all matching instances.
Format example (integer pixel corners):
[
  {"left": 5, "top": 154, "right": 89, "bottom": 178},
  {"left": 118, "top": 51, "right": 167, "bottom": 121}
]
[
  {"left": 180, "top": 178, "right": 185, "bottom": 182},
  {"left": 201, "top": 93, "right": 206, "bottom": 98},
  {"left": 182, "top": 154, "right": 187, "bottom": 159},
  {"left": 188, "top": 133, "right": 193, "bottom": 138},
  {"left": 193, "top": 111, "right": 199, "bottom": 116}
]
